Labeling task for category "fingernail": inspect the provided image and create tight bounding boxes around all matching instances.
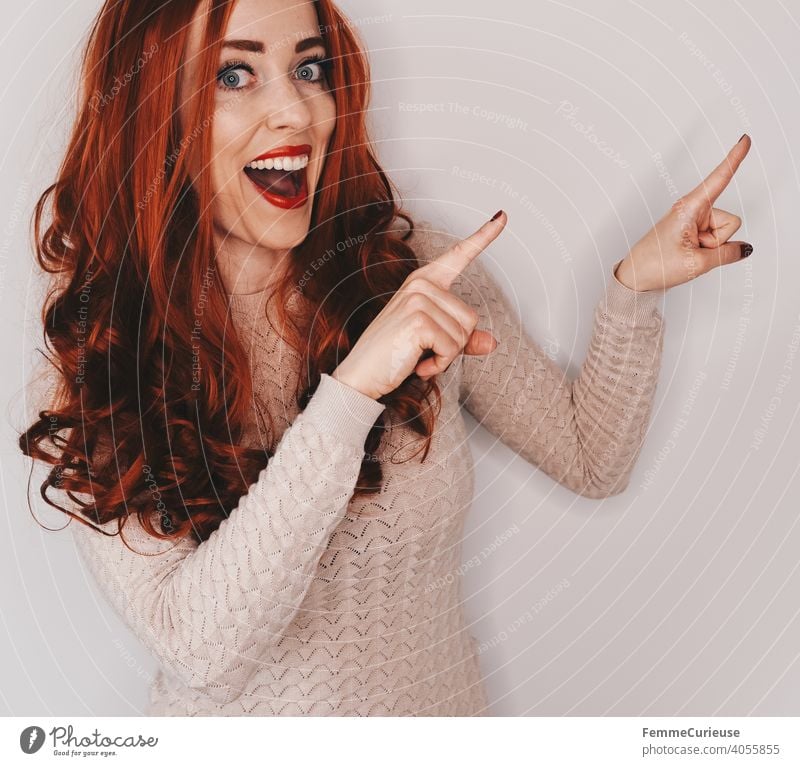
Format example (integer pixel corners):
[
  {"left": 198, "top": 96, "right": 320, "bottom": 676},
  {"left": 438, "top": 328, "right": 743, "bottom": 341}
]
[
  {"left": 738, "top": 133, "right": 748, "bottom": 144},
  {"left": 490, "top": 210, "right": 504, "bottom": 222},
  {"left": 740, "top": 243, "right": 753, "bottom": 258}
]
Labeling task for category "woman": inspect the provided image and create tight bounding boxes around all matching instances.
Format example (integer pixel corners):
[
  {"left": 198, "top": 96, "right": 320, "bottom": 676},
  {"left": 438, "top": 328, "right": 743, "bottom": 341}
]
[{"left": 18, "top": 0, "right": 751, "bottom": 716}]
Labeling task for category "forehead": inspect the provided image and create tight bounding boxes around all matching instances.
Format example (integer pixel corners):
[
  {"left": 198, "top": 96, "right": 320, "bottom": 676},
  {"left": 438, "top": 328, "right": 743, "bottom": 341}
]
[{"left": 187, "top": 0, "right": 321, "bottom": 56}]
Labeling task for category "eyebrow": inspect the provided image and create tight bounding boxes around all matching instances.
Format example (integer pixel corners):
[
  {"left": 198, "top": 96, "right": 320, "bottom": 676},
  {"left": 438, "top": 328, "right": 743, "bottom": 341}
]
[{"left": 221, "top": 35, "right": 325, "bottom": 55}]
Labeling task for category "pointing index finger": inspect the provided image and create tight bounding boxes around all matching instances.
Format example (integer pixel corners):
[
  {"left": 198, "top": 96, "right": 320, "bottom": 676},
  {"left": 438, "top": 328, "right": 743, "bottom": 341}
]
[
  {"left": 686, "top": 134, "right": 751, "bottom": 208},
  {"left": 423, "top": 210, "right": 507, "bottom": 289}
]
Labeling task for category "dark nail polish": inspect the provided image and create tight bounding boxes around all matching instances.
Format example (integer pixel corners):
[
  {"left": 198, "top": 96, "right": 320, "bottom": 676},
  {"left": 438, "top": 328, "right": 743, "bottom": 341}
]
[
  {"left": 740, "top": 243, "right": 753, "bottom": 258},
  {"left": 490, "top": 210, "right": 503, "bottom": 222},
  {"left": 738, "top": 133, "right": 748, "bottom": 144}
]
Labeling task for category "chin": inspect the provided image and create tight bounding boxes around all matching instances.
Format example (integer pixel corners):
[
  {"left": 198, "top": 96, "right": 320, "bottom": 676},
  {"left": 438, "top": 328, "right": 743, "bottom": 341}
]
[{"left": 250, "top": 220, "right": 309, "bottom": 249}]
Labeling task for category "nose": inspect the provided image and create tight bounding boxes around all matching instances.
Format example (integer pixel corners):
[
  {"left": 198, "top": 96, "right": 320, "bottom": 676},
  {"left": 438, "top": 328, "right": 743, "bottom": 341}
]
[{"left": 260, "top": 72, "right": 313, "bottom": 134}]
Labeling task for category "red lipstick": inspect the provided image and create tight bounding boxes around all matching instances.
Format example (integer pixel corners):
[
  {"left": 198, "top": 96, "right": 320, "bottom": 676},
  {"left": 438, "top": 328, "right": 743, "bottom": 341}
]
[
  {"left": 245, "top": 144, "right": 312, "bottom": 210},
  {"left": 251, "top": 143, "right": 311, "bottom": 161}
]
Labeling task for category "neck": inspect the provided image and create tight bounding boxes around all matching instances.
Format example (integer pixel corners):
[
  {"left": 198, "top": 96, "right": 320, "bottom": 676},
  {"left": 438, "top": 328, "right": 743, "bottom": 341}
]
[{"left": 213, "top": 226, "right": 288, "bottom": 296}]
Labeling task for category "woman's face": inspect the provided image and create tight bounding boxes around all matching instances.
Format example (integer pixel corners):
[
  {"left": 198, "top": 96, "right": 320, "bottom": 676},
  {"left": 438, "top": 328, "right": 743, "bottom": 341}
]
[{"left": 182, "top": 0, "right": 336, "bottom": 255}]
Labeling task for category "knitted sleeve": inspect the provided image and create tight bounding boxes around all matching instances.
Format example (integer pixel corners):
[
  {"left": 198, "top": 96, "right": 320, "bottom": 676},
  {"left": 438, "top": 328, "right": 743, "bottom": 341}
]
[
  {"left": 69, "top": 373, "right": 385, "bottom": 705},
  {"left": 412, "top": 222, "right": 666, "bottom": 498}
]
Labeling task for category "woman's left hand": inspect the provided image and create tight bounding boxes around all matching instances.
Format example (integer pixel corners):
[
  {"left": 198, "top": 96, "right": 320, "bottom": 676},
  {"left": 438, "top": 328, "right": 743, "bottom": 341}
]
[{"left": 615, "top": 134, "right": 753, "bottom": 292}]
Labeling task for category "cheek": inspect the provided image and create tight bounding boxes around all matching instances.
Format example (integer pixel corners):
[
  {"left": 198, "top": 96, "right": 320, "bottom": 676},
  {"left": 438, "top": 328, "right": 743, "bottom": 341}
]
[
  {"left": 311, "top": 92, "right": 337, "bottom": 141},
  {"left": 210, "top": 109, "right": 249, "bottom": 188}
]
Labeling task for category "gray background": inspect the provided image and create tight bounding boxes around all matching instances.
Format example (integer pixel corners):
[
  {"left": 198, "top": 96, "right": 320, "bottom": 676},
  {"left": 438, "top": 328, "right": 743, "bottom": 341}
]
[{"left": 2, "top": 0, "right": 798, "bottom": 716}]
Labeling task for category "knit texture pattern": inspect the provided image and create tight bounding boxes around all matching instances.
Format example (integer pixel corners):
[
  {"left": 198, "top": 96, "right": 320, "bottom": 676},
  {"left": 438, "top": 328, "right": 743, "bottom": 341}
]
[{"left": 69, "top": 220, "right": 666, "bottom": 716}]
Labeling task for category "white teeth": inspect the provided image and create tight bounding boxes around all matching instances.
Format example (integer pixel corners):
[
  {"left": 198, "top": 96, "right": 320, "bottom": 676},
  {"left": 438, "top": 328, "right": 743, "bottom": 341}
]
[{"left": 246, "top": 154, "right": 309, "bottom": 171}]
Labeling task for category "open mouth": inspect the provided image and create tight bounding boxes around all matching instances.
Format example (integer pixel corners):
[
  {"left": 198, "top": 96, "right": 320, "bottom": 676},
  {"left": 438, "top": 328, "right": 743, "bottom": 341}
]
[{"left": 242, "top": 152, "right": 310, "bottom": 208}]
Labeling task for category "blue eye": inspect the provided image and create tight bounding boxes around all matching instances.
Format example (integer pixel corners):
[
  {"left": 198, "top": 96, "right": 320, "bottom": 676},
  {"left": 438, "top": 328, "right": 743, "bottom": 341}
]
[
  {"left": 216, "top": 60, "right": 255, "bottom": 91},
  {"left": 295, "top": 55, "right": 331, "bottom": 85}
]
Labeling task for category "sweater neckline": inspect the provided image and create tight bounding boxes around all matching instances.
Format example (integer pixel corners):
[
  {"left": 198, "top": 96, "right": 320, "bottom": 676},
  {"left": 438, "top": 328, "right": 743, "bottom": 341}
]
[
  {"left": 227, "top": 284, "right": 275, "bottom": 315},
  {"left": 227, "top": 285, "right": 305, "bottom": 339}
]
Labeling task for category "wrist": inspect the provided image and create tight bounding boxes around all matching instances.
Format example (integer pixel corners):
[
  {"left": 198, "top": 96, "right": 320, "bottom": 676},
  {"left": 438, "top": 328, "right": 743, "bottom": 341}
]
[
  {"left": 615, "top": 257, "right": 646, "bottom": 292},
  {"left": 331, "top": 367, "right": 379, "bottom": 401}
]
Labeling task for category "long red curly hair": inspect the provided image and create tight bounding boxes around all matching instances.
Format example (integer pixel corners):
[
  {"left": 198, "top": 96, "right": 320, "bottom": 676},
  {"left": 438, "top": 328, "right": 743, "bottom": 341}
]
[{"left": 18, "top": 0, "right": 441, "bottom": 545}]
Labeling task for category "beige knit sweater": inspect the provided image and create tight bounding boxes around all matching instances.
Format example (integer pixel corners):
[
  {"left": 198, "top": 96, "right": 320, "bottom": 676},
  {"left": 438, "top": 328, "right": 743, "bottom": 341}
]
[{"left": 69, "top": 221, "right": 666, "bottom": 716}]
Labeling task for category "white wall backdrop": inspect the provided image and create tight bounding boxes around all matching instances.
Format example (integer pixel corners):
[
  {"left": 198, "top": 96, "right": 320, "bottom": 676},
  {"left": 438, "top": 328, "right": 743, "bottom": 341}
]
[{"left": 2, "top": 0, "right": 799, "bottom": 716}]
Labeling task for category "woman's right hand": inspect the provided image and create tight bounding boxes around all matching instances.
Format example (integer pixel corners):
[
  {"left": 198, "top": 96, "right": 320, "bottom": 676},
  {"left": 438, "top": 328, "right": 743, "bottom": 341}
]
[{"left": 331, "top": 211, "right": 508, "bottom": 400}]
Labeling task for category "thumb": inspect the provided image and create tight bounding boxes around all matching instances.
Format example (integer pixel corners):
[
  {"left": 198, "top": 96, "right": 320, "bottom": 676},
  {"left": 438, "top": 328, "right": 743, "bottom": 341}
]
[
  {"left": 703, "top": 240, "right": 753, "bottom": 268},
  {"left": 463, "top": 329, "right": 497, "bottom": 356}
]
